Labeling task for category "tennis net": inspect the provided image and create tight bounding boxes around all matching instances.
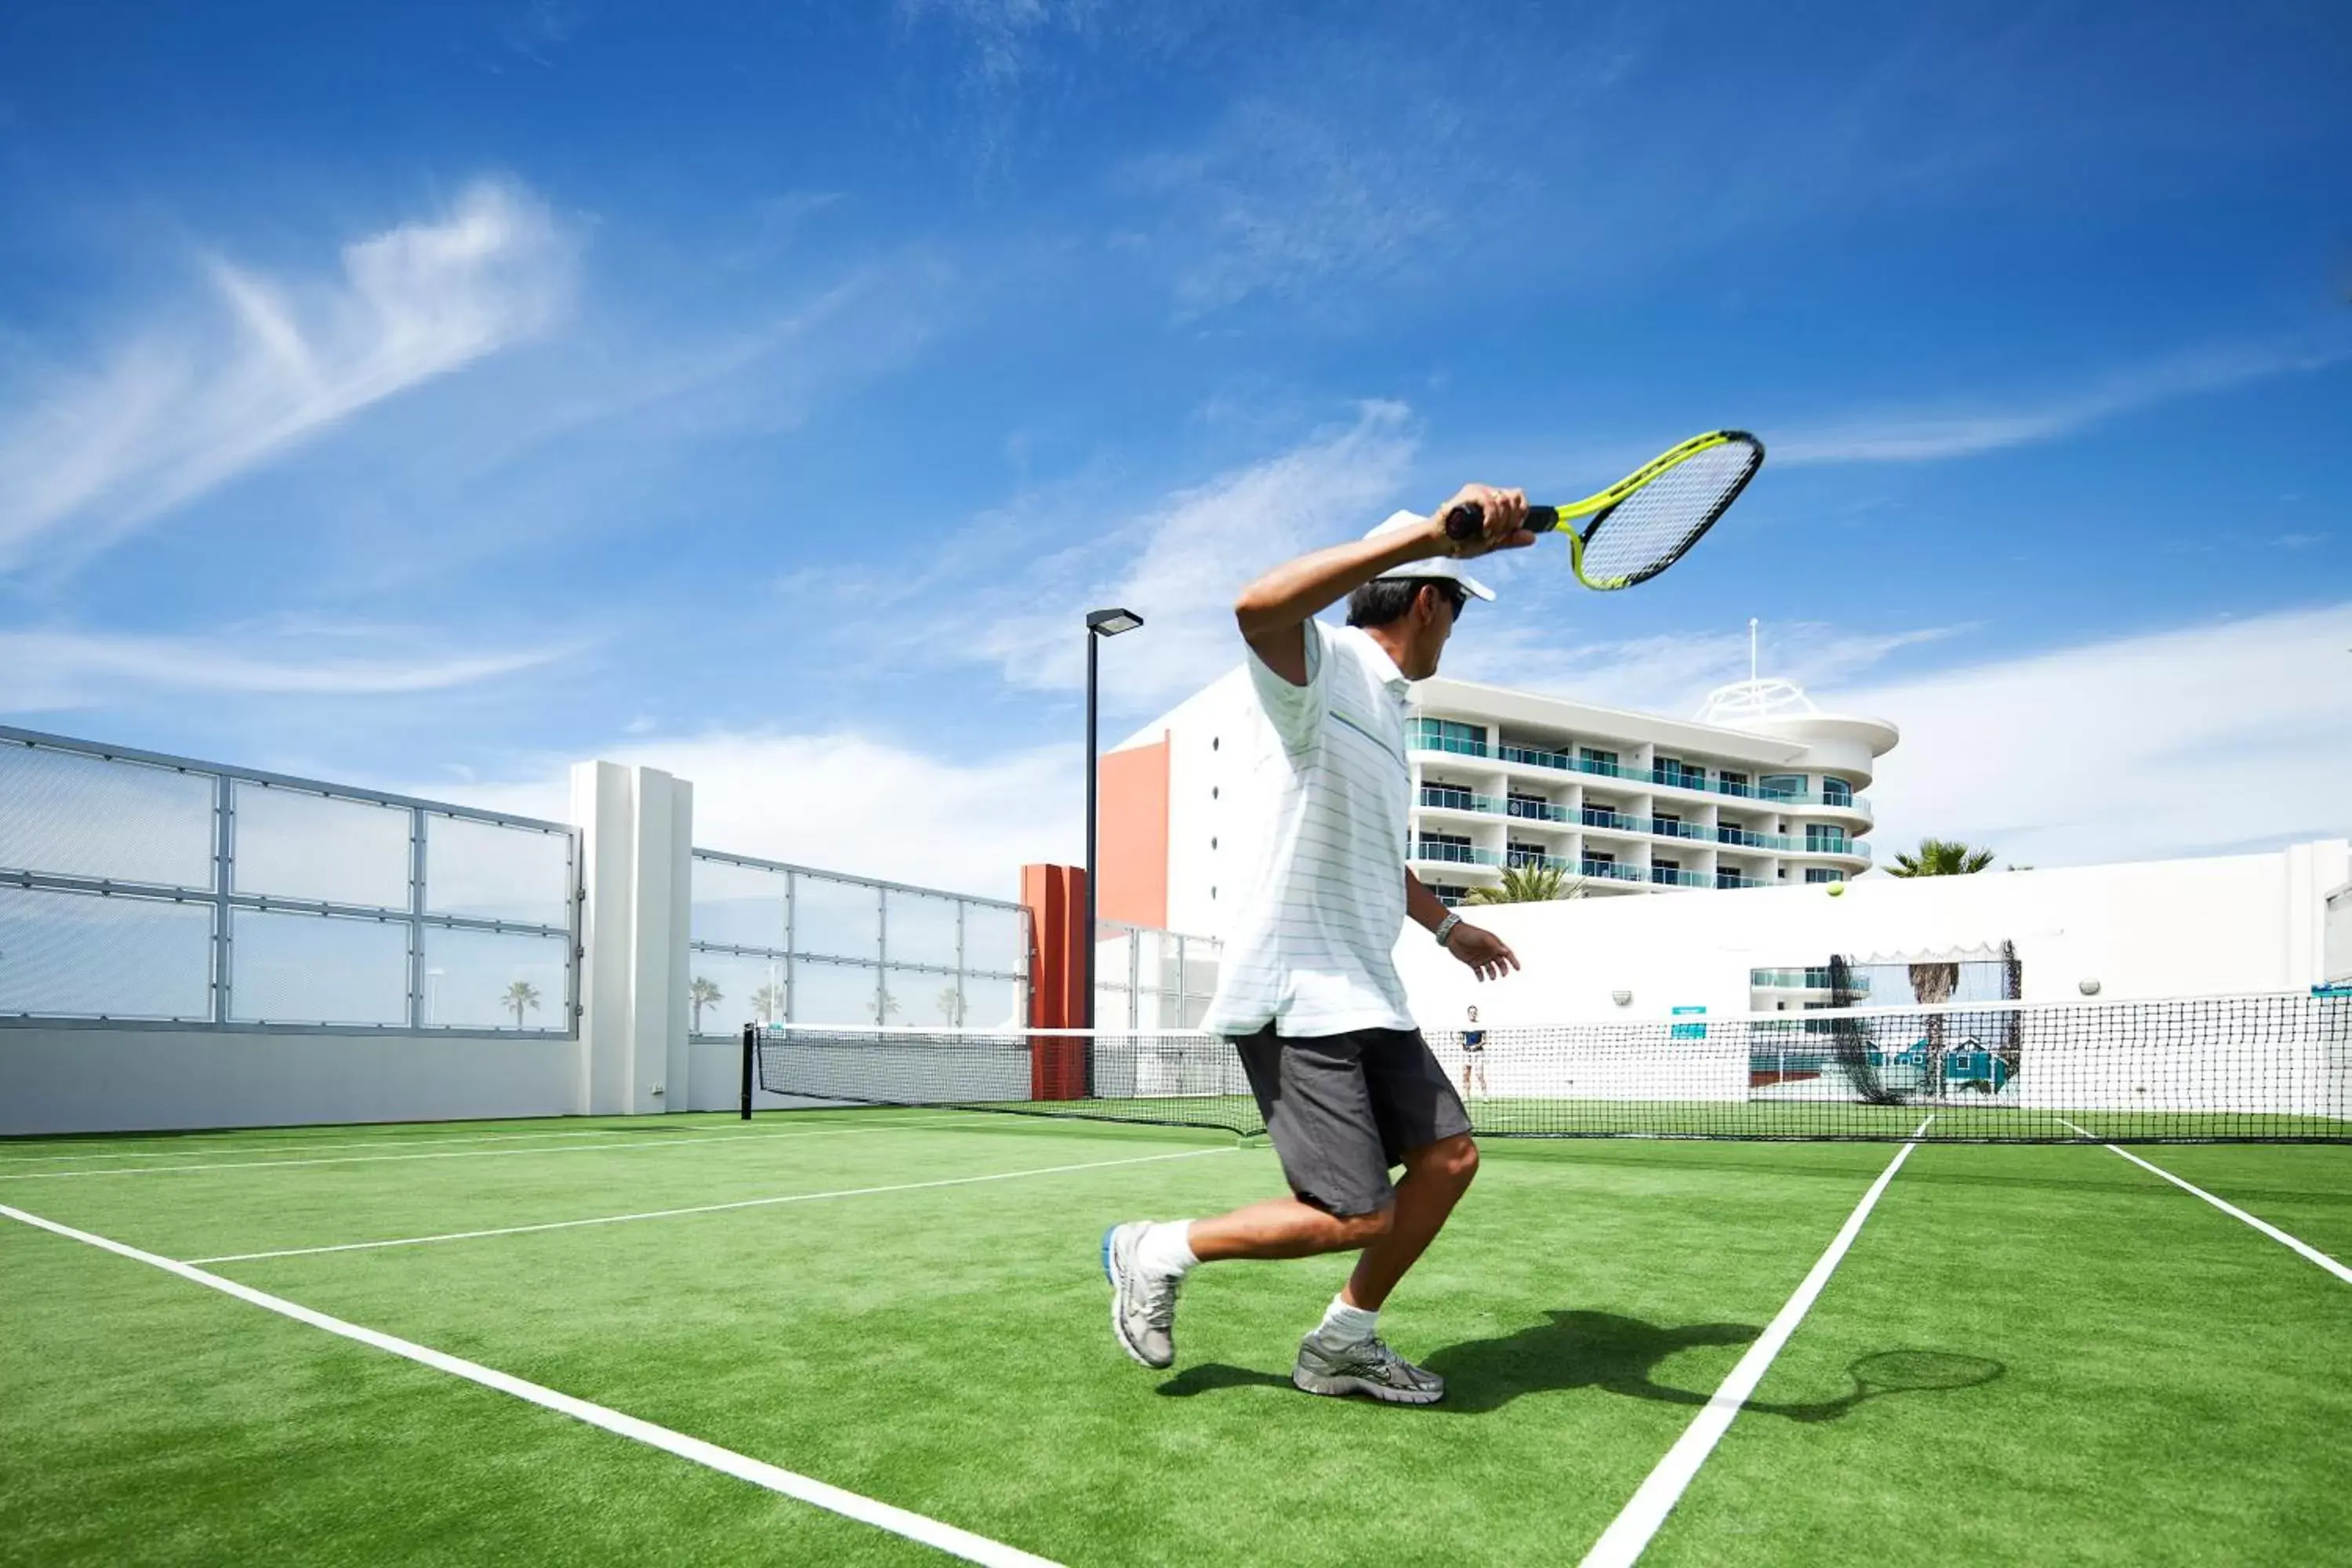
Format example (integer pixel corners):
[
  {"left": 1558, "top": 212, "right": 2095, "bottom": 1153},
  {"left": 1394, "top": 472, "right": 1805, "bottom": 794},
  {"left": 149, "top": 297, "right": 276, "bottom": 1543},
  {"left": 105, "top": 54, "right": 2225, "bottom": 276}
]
[{"left": 745, "top": 990, "right": 2351, "bottom": 1143}]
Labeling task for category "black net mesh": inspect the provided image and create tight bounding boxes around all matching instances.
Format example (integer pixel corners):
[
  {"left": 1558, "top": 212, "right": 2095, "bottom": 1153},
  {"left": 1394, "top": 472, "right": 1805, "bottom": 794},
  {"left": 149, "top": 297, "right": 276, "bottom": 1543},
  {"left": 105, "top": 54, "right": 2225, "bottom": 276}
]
[{"left": 751, "top": 992, "right": 2350, "bottom": 1143}]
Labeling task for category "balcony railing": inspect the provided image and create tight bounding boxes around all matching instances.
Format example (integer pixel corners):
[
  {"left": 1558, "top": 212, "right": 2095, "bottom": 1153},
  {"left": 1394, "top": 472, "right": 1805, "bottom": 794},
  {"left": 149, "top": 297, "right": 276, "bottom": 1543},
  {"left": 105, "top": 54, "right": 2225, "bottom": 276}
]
[
  {"left": 1506, "top": 851, "right": 1574, "bottom": 872},
  {"left": 1715, "top": 873, "right": 1767, "bottom": 890},
  {"left": 1418, "top": 788, "right": 1503, "bottom": 815},
  {"left": 1580, "top": 859, "right": 1643, "bottom": 883},
  {"left": 1650, "top": 866, "right": 1709, "bottom": 887},
  {"left": 1497, "top": 743, "right": 1625, "bottom": 779},
  {"left": 1432, "top": 732, "right": 1876, "bottom": 814},
  {"left": 1413, "top": 840, "right": 1502, "bottom": 866},
  {"left": 1507, "top": 797, "right": 1570, "bottom": 822}
]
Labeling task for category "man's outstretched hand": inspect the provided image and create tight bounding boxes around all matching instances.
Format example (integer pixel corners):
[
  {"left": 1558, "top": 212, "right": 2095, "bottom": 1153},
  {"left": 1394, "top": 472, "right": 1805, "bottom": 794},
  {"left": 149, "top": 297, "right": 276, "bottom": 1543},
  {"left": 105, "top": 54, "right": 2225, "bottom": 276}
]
[{"left": 1443, "top": 922, "right": 1520, "bottom": 982}]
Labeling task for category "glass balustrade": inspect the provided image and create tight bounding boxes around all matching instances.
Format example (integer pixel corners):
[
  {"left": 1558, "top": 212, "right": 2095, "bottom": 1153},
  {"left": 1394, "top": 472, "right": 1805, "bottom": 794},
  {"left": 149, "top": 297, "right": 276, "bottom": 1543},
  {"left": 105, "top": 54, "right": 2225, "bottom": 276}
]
[
  {"left": 1418, "top": 788, "right": 1502, "bottom": 814},
  {"left": 1412, "top": 840, "right": 1502, "bottom": 866}
]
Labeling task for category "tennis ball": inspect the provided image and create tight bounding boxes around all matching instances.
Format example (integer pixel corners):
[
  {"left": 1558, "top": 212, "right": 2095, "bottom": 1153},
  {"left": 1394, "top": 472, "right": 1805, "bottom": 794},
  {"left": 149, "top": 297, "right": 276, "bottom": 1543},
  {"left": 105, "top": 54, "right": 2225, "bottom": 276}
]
[{"left": 1827, "top": 884, "right": 1846, "bottom": 897}]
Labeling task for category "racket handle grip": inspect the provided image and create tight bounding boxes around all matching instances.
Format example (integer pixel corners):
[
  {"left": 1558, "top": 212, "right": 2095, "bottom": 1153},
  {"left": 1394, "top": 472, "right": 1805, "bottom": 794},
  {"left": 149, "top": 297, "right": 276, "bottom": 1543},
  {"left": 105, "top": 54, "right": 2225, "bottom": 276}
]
[{"left": 1441, "top": 503, "right": 1561, "bottom": 540}]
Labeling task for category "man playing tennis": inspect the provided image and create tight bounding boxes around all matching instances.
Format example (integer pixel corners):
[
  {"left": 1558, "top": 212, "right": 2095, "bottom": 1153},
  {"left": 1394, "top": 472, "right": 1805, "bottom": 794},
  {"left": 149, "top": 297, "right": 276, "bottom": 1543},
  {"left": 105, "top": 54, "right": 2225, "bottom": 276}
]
[{"left": 1104, "top": 486, "right": 1534, "bottom": 1405}]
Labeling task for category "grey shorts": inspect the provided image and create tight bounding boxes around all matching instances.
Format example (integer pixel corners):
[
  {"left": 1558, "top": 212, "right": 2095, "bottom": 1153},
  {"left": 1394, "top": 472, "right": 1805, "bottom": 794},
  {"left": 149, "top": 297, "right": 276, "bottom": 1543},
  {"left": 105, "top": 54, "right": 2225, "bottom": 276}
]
[{"left": 1229, "top": 1025, "right": 1474, "bottom": 1218}]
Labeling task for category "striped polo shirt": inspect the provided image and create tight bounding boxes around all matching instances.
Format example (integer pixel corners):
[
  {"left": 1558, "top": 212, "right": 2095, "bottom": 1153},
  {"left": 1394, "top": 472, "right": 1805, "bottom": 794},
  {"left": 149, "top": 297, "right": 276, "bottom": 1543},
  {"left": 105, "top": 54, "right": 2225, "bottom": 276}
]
[{"left": 1203, "top": 619, "right": 1416, "bottom": 1038}]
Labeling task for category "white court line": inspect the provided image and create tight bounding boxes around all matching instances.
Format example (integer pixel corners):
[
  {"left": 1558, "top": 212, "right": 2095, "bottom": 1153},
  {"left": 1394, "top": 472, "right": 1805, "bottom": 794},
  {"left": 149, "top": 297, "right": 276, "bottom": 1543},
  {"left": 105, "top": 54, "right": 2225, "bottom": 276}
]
[
  {"left": 1579, "top": 1116, "right": 1933, "bottom": 1568},
  {"left": 0, "top": 1110, "right": 978, "bottom": 1168},
  {"left": 0, "top": 1202, "right": 1059, "bottom": 1568},
  {"left": 2059, "top": 1120, "right": 2352, "bottom": 1286},
  {"left": 187, "top": 1146, "right": 1236, "bottom": 1263},
  {"left": 0, "top": 1116, "right": 1015, "bottom": 1182}
]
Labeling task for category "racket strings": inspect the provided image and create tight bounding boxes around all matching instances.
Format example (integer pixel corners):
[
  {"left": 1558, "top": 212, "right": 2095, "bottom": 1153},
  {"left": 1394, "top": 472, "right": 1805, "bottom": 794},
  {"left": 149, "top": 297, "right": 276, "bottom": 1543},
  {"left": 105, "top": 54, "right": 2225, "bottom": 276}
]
[{"left": 1580, "top": 440, "right": 1761, "bottom": 585}]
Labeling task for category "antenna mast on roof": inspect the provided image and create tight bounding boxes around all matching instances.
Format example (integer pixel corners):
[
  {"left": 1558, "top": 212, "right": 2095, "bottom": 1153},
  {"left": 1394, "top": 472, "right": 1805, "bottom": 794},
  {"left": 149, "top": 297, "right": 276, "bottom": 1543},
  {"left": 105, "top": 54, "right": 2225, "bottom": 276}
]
[{"left": 1697, "top": 618, "right": 1820, "bottom": 724}]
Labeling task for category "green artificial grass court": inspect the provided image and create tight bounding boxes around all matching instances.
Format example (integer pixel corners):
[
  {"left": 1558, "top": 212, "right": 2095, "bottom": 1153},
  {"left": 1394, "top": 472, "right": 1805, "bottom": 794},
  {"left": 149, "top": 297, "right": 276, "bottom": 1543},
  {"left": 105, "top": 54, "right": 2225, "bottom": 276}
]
[{"left": 3, "top": 1109, "right": 2347, "bottom": 1566}]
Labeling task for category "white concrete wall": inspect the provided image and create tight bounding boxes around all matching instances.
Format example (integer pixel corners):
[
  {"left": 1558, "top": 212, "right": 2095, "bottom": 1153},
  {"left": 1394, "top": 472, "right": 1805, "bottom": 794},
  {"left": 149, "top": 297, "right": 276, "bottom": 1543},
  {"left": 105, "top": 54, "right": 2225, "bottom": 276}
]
[
  {"left": 1127, "top": 665, "right": 1272, "bottom": 940},
  {"left": 0, "top": 1029, "right": 579, "bottom": 1137},
  {"left": 571, "top": 760, "right": 694, "bottom": 1116},
  {"left": 2327, "top": 881, "right": 2352, "bottom": 985},
  {"left": 1392, "top": 839, "right": 2352, "bottom": 1030}
]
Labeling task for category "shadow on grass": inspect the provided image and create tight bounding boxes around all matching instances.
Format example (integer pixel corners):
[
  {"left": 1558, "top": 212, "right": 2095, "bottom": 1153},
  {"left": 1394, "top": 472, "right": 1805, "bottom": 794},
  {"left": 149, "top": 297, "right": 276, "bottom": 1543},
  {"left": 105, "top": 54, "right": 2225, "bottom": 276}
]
[{"left": 1160, "top": 1311, "right": 2002, "bottom": 1423}]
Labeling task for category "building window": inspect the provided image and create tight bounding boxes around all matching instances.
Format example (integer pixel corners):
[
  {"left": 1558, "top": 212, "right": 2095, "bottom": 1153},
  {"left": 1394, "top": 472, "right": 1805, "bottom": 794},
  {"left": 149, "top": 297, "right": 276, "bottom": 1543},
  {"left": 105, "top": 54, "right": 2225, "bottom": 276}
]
[
  {"left": 1806, "top": 825, "right": 1849, "bottom": 852},
  {"left": 1804, "top": 868, "right": 1846, "bottom": 884},
  {"left": 1421, "top": 782, "right": 1476, "bottom": 811},
  {"left": 1432, "top": 884, "right": 1470, "bottom": 906},
  {"left": 1507, "top": 842, "right": 1551, "bottom": 868},
  {"left": 1410, "top": 717, "right": 1486, "bottom": 757},
  {"left": 1719, "top": 770, "right": 1751, "bottom": 797},
  {"left": 1507, "top": 793, "right": 1555, "bottom": 820},
  {"left": 1760, "top": 773, "right": 1806, "bottom": 800},
  {"left": 1577, "top": 746, "right": 1620, "bottom": 777},
  {"left": 1653, "top": 756, "right": 1706, "bottom": 790},
  {"left": 1823, "top": 778, "right": 1853, "bottom": 807}
]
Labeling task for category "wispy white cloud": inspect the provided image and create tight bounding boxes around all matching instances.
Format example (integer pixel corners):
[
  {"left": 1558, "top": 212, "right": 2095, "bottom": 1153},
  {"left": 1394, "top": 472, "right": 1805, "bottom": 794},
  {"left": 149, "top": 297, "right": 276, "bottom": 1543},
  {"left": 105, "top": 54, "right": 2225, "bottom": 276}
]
[
  {"left": 0, "top": 625, "right": 575, "bottom": 712},
  {"left": 423, "top": 728, "right": 1082, "bottom": 901},
  {"left": 1119, "top": 99, "right": 1471, "bottom": 316},
  {"left": 0, "top": 179, "right": 575, "bottom": 573},
  {"left": 1776, "top": 336, "right": 2347, "bottom": 464},
  {"left": 968, "top": 400, "right": 1419, "bottom": 704},
  {"left": 1451, "top": 621, "right": 1965, "bottom": 719},
  {"left": 1843, "top": 602, "right": 2352, "bottom": 868}
]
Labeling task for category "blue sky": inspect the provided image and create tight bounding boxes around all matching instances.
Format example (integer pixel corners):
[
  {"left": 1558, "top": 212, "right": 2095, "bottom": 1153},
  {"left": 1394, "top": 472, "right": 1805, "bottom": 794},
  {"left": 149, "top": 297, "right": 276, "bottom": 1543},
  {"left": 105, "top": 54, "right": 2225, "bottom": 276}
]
[{"left": 1, "top": 1, "right": 2347, "bottom": 892}]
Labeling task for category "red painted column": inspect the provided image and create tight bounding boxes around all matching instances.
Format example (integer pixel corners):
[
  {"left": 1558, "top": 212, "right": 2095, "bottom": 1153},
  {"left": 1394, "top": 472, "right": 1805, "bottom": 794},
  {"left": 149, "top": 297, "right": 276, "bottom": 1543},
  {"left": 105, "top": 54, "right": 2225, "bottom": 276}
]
[{"left": 1022, "top": 864, "right": 1089, "bottom": 1099}]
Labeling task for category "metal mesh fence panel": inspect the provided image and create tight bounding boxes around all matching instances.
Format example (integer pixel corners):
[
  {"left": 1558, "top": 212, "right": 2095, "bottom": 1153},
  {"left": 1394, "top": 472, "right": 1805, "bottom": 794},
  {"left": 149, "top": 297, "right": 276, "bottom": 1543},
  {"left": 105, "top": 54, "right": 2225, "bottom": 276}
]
[{"left": 0, "top": 884, "right": 215, "bottom": 1022}]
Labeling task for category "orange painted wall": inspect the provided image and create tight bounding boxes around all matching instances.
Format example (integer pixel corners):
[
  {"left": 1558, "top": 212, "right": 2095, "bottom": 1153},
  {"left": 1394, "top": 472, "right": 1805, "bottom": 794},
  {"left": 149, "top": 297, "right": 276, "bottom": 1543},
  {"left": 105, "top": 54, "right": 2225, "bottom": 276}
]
[
  {"left": 1096, "top": 736, "right": 1171, "bottom": 930},
  {"left": 1021, "top": 862, "right": 1088, "bottom": 1098}
]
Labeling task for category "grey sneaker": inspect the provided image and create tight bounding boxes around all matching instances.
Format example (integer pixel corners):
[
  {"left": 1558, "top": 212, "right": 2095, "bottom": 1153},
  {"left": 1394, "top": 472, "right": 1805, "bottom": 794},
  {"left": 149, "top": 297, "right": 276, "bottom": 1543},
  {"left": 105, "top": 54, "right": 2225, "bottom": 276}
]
[
  {"left": 1291, "top": 1329, "right": 1446, "bottom": 1405},
  {"left": 1102, "top": 1222, "right": 1181, "bottom": 1370}
]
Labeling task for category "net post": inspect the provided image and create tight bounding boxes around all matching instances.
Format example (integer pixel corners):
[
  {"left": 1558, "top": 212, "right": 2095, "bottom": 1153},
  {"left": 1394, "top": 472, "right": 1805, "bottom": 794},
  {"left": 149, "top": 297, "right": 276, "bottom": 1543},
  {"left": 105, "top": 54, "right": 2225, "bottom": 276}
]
[{"left": 739, "top": 1022, "right": 754, "bottom": 1120}]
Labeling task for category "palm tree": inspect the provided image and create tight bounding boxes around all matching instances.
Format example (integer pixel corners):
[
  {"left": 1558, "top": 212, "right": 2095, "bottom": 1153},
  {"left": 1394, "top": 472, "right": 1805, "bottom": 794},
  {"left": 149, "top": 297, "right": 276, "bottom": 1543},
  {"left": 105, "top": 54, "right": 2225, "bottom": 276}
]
[
  {"left": 502, "top": 979, "right": 541, "bottom": 1028},
  {"left": 750, "top": 983, "right": 784, "bottom": 1025},
  {"left": 1889, "top": 838, "right": 1997, "bottom": 877},
  {"left": 689, "top": 976, "right": 722, "bottom": 1033},
  {"left": 1466, "top": 864, "right": 1585, "bottom": 904},
  {"left": 935, "top": 985, "right": 967, "bottom": 1026}
]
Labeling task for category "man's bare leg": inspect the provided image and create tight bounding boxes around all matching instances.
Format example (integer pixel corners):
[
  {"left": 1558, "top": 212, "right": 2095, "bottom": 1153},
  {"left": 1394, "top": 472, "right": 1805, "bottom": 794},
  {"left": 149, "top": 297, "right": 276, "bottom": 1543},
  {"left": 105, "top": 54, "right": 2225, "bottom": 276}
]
[
  {"left": 1342, "top": 1133, "right": 1479, "bottom": 1310},
  {"left": 1186, "top": 1195, "right": 1392, "bottom": 1261}
]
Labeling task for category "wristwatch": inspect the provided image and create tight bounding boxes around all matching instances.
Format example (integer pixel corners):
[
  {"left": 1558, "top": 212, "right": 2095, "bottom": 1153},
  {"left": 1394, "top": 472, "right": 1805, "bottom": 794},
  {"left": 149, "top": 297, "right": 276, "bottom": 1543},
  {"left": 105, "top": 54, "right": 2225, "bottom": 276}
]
[{"left": 1432, "top": 911, "right": 1462, "bottom": 948}]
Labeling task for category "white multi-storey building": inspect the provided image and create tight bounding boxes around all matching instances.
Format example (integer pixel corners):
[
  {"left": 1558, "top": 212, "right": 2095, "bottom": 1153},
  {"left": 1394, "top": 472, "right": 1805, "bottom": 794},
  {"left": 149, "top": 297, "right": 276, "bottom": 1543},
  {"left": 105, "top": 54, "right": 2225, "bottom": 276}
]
[{"left": 1095, "top": 659, "right": 1899, "bottom": 938}]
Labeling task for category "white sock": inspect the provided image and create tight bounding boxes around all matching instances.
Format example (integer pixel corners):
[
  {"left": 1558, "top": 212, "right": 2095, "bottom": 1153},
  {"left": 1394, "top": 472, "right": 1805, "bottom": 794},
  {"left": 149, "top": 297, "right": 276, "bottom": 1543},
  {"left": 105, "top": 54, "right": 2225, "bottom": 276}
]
[
  {"left": 1135, "top": 1220, "right": 1198, "bottom": 1278},
  {"left": 1318, "top": 1295, "right": 1379, "bottom": 1344}
]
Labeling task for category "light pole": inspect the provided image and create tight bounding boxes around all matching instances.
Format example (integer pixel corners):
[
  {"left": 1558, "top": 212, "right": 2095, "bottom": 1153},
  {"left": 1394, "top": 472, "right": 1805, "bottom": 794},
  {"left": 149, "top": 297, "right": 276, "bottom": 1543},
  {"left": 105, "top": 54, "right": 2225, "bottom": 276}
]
[{"left": 1083, "top": 607, "right": 1145, "bottom": 1029}]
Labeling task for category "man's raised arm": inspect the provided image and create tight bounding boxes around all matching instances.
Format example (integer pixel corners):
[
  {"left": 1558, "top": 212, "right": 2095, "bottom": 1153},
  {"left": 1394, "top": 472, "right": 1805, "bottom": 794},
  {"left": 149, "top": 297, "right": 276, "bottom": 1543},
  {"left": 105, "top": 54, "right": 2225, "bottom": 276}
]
[{"left": 1233, "top": 485, "right": 1529, "bottom": 684}]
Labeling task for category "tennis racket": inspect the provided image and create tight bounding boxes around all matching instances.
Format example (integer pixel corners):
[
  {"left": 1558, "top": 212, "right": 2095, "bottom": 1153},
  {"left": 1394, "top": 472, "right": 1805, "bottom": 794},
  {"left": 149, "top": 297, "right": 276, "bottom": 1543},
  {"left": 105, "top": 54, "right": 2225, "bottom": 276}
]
[{"left": 1443, "top": 430, "right": 1764, "bottom": 590}]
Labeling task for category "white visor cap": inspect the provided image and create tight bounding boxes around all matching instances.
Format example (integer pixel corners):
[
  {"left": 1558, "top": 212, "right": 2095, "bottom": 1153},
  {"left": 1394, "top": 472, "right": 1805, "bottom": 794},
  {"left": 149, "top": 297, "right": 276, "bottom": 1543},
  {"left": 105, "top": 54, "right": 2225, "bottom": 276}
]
[{"left": 1363, "top": 510, "right": 1496, "bottom": 601}]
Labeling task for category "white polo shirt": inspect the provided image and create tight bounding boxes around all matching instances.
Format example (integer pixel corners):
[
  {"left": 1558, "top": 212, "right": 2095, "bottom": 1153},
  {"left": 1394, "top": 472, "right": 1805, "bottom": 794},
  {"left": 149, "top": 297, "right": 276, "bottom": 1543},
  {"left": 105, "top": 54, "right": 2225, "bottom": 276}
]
[{"left": 1203, "top": 619, "right": 1417, "bottom": 1037}]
